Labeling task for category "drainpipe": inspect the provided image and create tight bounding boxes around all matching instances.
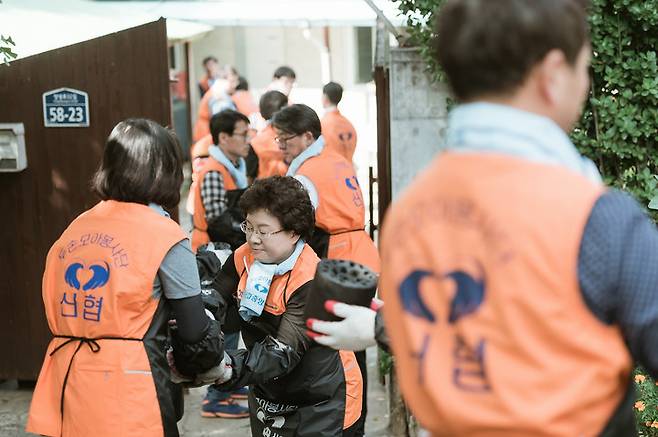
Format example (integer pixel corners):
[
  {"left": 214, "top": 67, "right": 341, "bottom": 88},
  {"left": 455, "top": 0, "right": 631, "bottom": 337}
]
[{"left": 302, "top": 23, "right": 331, "bottom": 83}]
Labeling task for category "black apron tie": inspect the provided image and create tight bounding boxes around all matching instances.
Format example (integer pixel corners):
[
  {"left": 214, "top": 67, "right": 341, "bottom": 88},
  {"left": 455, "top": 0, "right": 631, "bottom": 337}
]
[
  {"left": 50, "top": 335, "right": 143, "bottom": 421},
  {"left": 330, "top": 228, "right": 364, "bottom": 236}
]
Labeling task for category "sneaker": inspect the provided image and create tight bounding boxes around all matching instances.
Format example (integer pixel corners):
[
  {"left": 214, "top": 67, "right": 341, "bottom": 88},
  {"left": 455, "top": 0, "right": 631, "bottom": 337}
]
[
  {"left": 201, "top": 398, "right": 250, "bottom": 419},
  {"left": 230, "top": 386, "right": 249, "bottom": 400}
]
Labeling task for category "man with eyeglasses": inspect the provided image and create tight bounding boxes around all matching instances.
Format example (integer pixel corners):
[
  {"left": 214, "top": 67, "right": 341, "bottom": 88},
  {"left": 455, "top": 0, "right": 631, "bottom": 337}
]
[{"left": 272, "top": 103, "right": 379, "bottom": 436}]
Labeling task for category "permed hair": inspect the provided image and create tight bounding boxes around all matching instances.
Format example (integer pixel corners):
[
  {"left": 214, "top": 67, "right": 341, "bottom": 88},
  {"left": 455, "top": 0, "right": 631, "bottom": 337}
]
[{"left": 239, "top": 176, "right": 315, "bottom": 241}]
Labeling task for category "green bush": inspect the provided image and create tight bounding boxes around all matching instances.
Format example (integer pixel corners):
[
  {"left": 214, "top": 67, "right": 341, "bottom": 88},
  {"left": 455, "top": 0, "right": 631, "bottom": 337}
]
[
  {"left": 397, "top": 0, "right": 658, "bottom": 207},
  {"left": 396, "top": 0, "right": 658, "bottom": 433}
]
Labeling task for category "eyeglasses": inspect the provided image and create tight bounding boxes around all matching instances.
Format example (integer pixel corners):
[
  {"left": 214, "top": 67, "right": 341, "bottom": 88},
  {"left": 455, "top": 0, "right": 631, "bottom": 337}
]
[
  {"left": 240, "top": 221, "right": 285, "bottom": 239},
  {"left": 232, "top": 130, "right": 250, "bottom": 140},
  {"left": 274, "top": 133, "right": 299, "bottom": 147}
]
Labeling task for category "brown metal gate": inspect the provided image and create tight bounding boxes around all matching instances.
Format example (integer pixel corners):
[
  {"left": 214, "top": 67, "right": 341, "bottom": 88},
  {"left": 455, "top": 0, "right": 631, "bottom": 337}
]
[{"left": 0, "top": 19, "right": 171, "bottom": 380}]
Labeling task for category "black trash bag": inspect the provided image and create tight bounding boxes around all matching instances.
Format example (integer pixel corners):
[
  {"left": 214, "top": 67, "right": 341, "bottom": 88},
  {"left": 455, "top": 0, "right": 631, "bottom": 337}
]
[{"left": 207, "top": 188, "right": 247, "bottom": 251}]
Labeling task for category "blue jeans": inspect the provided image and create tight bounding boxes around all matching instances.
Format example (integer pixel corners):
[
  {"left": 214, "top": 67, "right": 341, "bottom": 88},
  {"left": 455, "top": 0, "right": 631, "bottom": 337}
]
[{"left": 205, "top": 332, "right": 239, "bottom": 402}]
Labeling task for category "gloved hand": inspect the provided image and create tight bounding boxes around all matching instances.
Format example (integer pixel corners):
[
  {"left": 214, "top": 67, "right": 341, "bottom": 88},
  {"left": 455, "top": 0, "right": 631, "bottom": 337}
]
[
  {"left": 167, "top": 348, "right": 233, "bottom": 386},
  {"left": 166, "top": 346, "right": 192, "bottom": 384},
  {"left": 306, "top": 299, "right": 380, "bottom": 351},
  {"left": 194, "top": 351, "right": 233, "bottom": 385}
]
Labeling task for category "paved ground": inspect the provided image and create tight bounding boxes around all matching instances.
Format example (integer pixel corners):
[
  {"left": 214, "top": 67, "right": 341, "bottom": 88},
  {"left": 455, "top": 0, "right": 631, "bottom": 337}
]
[{"left": 0, "top": 347, "right": 389, "bottom": 436}]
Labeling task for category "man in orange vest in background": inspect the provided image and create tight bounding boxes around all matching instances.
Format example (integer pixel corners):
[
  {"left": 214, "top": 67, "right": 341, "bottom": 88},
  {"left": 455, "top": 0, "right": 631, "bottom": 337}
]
[
  {"left": 272, "top": 104, "right": 379, "bottom": 436},
  {"left": 198, "top": 56, "right": 220, "bottom": 98},
  {"left": 249, "top": 90, "right": 289, "bottom": 179},
  {"left": 321, "top": 81, "right": 358, "bottom": 162},
  {"left": 191, "top": 109, "right": 251, "bottom": 253},
  {"left": 311, "top": 0, "right": 658, "bottom": 435},
  {"left": 232, "top": 76, "right": 259, "bottom": 120},
  {"left": 266, "top": 65, "right": 296, "bottom": 97},
  {"left": 193, "top": 66, "right": 239, "bottom": 142}
]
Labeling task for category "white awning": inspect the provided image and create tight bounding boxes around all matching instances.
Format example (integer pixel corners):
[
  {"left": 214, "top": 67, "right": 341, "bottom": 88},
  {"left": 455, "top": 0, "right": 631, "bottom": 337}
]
[
  {"left": 0, "top": 0, "right": 213, "bottom": 60},
  {"left": 87, "top": 0, "right": 405, "bottom": 27}
]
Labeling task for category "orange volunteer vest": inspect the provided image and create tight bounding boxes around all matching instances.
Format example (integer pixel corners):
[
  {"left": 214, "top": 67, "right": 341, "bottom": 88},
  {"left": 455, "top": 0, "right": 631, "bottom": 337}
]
[
  {"left": 193, "top": 90, "right": 213, "bottom": 142},
  {"left": 233, "top": 243, "right": 363, "bottom": 429},
  {"left": 250, "top": 124, "right": 288, "bottom": 179},
  {"left": 296, "top": 150, "right": 380, "bottom": 273},
  {"left": 321, "top": 110, "right": 357, "bottom": 162},
  {"left": 193, "top": 91, "right": 253, "bottom": 142},
  {"left": 232, "top": 90, "right": 258, "bottom": 117},
  {"left": 199, "top": 76, "right": 211, "bottom": 96},
  {"left": 27, "top": 201, "right": 187, "bottom": 437},
  {"left": 380, "top": 152, "right": 632, "bottom": 437},
  {"left": 191, "top": 157, "right": 238, "bottom": 252},
  {"left": 190, "top": 134, "right": 213, "bottom": 164},
  {"left": 185, "top": 134, "right": 214, "bottom": 215}
]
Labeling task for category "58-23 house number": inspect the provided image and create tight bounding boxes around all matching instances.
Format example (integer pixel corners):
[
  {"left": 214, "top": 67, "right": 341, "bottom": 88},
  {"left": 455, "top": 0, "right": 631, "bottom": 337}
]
[{"left": 42, "top": 87, "right": 90, "bottom": 128}]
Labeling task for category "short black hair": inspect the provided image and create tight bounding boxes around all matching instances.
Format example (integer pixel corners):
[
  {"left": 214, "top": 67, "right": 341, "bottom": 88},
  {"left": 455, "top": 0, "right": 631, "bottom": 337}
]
[
  {"left": 436, "top": 0, "right": 590, "bottom": 101},
  {"left": 322, "top": 82, "right": 343, "bottom": 105},
  {"left": 273, "top": 66, "right": 296, "bottom": 80},
  {"left": 239, "top": 176, "right": 315, "bottom": 241},
  {"left": 271, "top": 104, "right": 321, "bottom": 140},
  {"left": 202, "top": 56, "right": 218, "bottom": 67},
  {"left": 91, "top": 118, "right": 183, "bottom": 210},
  {"left": 210, "top": 109, "right": 250, "bottom": 145},
  {"left": 236, "top": 76, "right": 249, "bottom": 91},
  {"left": 259, "top": 90, "right": 288, "bottom": 121}
]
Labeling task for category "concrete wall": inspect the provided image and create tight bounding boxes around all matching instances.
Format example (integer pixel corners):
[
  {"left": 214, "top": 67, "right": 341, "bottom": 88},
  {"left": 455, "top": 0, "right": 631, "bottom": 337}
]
[{"left": 389, "top": 47, "right": 449, "bottom": 199}]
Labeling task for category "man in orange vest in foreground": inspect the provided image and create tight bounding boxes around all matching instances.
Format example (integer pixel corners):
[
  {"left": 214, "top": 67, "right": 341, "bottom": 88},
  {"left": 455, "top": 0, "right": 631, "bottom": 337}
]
[
  {"left": 272, "top": 104, "right": 379, "bottom": 436},
  {"left": 321, "top": 81, "right": 358, "bottom": 162},
  {"left": 308, "top": 0, "right": 658, "bottom": 435}
]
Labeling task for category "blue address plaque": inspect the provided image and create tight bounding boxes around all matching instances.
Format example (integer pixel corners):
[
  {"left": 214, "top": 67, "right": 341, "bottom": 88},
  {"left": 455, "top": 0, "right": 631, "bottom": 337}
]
[{"left": 43, "top": 87, "right": 90, "bottom": 128}]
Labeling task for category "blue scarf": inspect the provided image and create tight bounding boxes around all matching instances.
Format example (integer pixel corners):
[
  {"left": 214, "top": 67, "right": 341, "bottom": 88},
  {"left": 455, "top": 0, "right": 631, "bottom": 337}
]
[
  {"left": 238, "top": 239, "right": 306, "bottom": 321},
  {"left": 286, "top": 136, "right": 325, "bottom": 176},
  {"left": 209, "top": 145, "right": 248, "bottom": 189},
  {"left": 445, "top": 102, "right": 602, "bottom": 183}
]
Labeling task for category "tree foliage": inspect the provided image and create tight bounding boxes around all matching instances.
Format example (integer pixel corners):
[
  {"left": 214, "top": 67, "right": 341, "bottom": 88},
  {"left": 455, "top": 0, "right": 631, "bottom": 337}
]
[
  {"left": 1, "top": 34, "right": 17, "bottom": 64},
  {"left": 397, "top": 0, "right": 658, "bottom": 209}
]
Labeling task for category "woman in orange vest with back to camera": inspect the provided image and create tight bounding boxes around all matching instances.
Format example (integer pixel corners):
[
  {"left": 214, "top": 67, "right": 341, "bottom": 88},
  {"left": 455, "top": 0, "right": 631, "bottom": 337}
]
[{"left": 26, "top": 119, "right": 229, "bottom": 437}]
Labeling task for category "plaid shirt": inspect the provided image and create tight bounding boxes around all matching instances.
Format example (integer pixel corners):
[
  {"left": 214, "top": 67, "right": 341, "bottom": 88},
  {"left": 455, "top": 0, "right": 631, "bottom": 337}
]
[{"left": 200, "top": 170, "right": 228, "bottom": 221}]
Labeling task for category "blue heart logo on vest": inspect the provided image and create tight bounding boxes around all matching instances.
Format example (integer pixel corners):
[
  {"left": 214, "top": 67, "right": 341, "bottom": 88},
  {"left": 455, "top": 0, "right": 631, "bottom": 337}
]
[
  {"left": 64, "top": 262, "right": 111, "bottom": 291},
  {"left": 338, "top": 132, "right": 353, "bottom": 143},
  {"left": 345, "top": 176, "right": 359, "bottom": 191},
  {"left": 399, "top": 266, "right": 486, "bottom": 324}
]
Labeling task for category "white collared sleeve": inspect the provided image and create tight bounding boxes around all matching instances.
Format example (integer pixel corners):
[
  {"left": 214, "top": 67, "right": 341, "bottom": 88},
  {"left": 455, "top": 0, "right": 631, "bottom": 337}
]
[{"left": 294, "top": 175, "right": 319, "bottom": 209}]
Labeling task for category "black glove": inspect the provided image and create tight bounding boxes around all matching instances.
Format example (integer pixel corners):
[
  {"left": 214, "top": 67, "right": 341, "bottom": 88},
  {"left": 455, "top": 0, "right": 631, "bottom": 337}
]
[{"left": 170, "top": 317, "right": 224, "bottom": 376}]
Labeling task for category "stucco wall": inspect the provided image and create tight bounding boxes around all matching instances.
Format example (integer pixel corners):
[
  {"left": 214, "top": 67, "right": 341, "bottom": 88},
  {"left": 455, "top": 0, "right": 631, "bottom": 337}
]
[{"left": 389, "top": 47, "right": 450, "bottom": 199}]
